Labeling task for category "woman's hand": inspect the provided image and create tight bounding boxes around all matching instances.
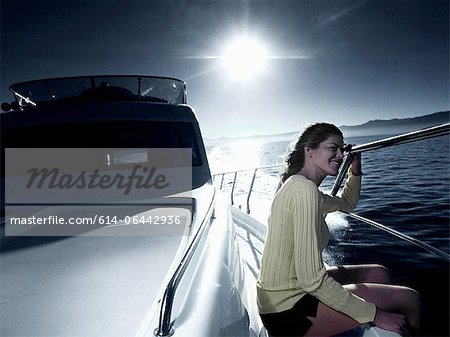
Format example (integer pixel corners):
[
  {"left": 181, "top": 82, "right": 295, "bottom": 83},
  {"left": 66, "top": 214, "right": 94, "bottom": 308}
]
[
  {"left": 373, "top": 308, "right": 408, "bottom": 335},
  {"left": 350, "top": 152, "right": 362, "bottom": 176}
]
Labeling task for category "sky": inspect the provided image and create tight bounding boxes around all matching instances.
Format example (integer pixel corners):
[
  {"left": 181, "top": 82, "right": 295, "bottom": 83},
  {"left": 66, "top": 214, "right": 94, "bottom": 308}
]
[{"left": 1, "top": 0, "right": 449, "bottom": 138}]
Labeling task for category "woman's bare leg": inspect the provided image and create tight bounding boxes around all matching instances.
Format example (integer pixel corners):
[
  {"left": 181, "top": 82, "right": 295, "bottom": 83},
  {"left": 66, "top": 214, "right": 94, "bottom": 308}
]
[
  {"left": 327, "top": 264, "right": 391, "bottom": 284},
  {"left": 305, "top": 283, "right": 421, "bottom": 337},
  {"left": 346, "top": 283, "right": 421, "bottom": 331},
  {"left": 305, "top": 301, "right": 361, "bottom": 337}
]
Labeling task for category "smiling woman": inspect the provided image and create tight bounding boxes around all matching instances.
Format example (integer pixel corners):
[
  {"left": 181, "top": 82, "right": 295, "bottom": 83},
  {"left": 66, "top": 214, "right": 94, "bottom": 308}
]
[{"left": 222, "top": 37, "right": 268, "bottom": 80}]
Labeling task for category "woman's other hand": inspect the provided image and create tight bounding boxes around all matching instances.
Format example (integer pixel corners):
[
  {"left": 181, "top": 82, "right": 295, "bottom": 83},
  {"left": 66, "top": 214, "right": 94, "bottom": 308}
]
[{"left": 373, "top": 308, "right": 407, "bottom": 335}]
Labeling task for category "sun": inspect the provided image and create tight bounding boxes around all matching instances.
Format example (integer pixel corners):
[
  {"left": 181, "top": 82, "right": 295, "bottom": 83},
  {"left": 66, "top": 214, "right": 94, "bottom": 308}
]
[{"left": 223, "top": 37, "right": 268, "bottom": 80}]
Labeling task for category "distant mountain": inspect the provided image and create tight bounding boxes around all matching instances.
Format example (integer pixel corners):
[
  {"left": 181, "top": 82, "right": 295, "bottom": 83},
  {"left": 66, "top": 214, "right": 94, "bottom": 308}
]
[
  {"left": 204, "top": 130, "right": 298, "bottom": 146},
  {"left": 205, "top": 111, "right": 449, "bottom": 145},
  {"left": 339, "top": 111, "right": 449, "bottom": 137}
]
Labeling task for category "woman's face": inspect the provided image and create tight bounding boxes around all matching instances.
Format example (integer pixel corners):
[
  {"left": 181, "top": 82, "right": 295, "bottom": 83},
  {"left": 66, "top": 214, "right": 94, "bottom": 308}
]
[{"left": 309, "top": 134, "right": 344, "bottom": 177}]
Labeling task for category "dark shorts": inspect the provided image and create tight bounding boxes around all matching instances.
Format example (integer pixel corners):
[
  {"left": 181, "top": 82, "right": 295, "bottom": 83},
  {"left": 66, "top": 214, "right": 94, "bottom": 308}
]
[{"left": 259, "top": 293, "right": 319, "bottom": 337}]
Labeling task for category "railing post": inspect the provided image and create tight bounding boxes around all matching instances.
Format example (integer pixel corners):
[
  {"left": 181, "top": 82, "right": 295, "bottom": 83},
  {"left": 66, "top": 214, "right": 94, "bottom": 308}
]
[
  {"left": 246, "top": 168, "right": 258, "bottom": 214},
  {"left": 219, "top": 173, "right": 225, "bottom": 190},
  {"left": 155, "top": 287, "right": 175, "bottom": 336},
  {"left": 331, "top": 151, "right": 353, "bottom": 196},
  {"left": 230, "top": 171, "right": 238, "bottom": 205}
]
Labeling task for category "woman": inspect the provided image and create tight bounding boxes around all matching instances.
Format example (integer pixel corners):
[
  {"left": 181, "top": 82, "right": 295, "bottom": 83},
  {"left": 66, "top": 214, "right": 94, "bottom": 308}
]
[{"left": 257, "top": 123, "right": 421, "bottom": 337}]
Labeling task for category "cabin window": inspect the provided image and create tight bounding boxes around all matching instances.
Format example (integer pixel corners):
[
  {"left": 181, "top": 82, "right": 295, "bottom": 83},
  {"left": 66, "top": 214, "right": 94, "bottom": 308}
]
[{"left": 1, "top": 121, "right": 203, "bottom": 167}]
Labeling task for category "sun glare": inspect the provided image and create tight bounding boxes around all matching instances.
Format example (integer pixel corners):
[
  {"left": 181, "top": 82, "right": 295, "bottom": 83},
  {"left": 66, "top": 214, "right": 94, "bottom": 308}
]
[
  {"left": 208, "top": 139, "right": 262, "bottom": 173},
  {"left": 223, "top": 37, "right": 268, "bottom": 80}
]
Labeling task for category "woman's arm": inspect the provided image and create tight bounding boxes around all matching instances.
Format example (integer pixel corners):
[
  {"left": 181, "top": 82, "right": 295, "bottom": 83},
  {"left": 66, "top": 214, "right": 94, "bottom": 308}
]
[
  {"left": 292, "top": 179, "right": 376, "bottom": 324},
  {"left": 323, "top": 153, "right": 362, "bottom": 213}
]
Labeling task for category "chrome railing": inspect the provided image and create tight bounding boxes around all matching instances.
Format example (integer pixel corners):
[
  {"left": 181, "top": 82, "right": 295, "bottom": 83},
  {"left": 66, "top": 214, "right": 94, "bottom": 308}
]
[
  {"left": 155, "top": 192, "right": 216, "bottom": 336},
  {"left": 215, "top": 164, "right": 280, "bottom": 214},
  {"left": 213, "top": 123, "right": 450, "bottom": 262},
  {"left": 331, "top": 123, "right": 450, "bottom": 195},
  {"left": 345, "top": 212, "right": 450, "bottom": 261}
]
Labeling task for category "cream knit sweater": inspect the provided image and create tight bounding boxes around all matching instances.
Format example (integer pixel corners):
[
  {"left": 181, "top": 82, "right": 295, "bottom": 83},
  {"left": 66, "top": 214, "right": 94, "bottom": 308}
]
[{"left": 257, "top": 171, "right": 376, "bottom": 324}]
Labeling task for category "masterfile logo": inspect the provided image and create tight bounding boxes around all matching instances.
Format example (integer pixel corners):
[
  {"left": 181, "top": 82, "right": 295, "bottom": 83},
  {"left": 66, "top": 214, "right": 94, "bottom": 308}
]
[
  {"left": 3, "top": 148, "right": 193, "bottom": 236},
  {"left": 25, "top": 165, "right": 170, "bottom": 195},
  {"left": 5, "top": 148, "right": 192, "bottom": 203}
]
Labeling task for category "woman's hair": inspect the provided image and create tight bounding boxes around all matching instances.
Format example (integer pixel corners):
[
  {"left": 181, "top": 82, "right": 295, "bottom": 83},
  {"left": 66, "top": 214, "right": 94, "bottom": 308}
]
[{"left": 280, "top": 122, "right": 343, "bottom": 183}]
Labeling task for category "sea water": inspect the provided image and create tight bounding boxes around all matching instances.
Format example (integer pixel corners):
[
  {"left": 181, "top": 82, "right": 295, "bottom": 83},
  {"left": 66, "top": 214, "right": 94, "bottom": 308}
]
[{"left": 206, "top": 133, "right": 449, "bottom": 337}]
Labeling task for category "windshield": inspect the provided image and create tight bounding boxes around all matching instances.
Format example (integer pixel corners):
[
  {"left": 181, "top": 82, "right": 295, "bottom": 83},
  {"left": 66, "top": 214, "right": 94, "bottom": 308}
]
[{"left": 9, "top": 75, "right": 186, "bottom": 106}]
